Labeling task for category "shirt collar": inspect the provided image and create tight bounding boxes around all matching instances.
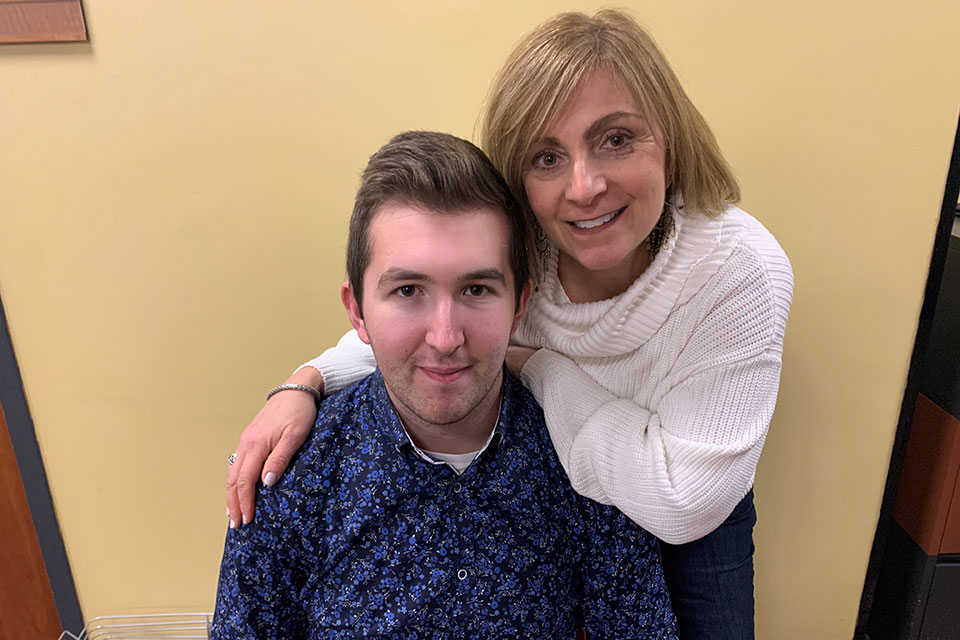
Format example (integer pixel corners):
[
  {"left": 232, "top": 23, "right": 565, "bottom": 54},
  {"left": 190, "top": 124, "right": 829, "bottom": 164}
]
[{"left": 403, "top": 418, "right": 501, "bottom": 471}]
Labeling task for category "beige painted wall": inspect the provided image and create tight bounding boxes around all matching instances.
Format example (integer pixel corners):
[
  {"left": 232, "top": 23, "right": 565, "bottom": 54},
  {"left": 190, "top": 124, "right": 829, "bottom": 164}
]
[{"left": 1, "top": 1, "right": 958, "bottom": 637}]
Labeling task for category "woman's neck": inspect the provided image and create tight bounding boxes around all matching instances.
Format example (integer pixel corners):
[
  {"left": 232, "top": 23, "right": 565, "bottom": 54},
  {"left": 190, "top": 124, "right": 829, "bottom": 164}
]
[{"left": 557, "top": 245, "right": 651, "bottom": 303}]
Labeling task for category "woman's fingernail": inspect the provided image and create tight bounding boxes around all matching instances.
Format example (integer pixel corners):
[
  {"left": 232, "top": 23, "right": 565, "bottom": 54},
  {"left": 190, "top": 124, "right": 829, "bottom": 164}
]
[
  {"left": 226, "top": 507, "right": 230, "bottom": 517},
  {"left": 229, "top": 519, "right": 237, "bottom": 530},
  {"left": 264, "top": 472, "right": 277, "bottom": 486},
  {"left": 242, "top": 514, "right": 250, "bottom": 525}
]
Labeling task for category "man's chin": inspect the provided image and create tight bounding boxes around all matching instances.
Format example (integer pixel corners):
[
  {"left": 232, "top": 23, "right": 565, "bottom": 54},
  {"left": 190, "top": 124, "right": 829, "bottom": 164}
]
[{"left": 407, "top": 403, "right": 474, "bottom": 427}]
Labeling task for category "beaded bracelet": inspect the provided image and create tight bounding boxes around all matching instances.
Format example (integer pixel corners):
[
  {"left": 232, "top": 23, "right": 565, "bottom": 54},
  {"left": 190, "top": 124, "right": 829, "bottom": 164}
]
[{"left": 266, "top": 383, "right": 324, "bottom": 407}]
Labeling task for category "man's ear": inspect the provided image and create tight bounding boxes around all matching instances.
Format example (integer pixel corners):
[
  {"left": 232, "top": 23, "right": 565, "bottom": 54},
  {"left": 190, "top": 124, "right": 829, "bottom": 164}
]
[
  {"left": 511, "top": 280, "right": 533, "bottom": 335},
  {"left": 341, "top": 281, "right": 371, "bottom": 345}
]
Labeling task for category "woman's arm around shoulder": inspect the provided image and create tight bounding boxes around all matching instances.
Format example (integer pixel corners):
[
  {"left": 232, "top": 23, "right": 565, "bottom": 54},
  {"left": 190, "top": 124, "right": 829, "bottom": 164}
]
[{"left": 225, "top": 330, "right": 376, "bottom": 527}]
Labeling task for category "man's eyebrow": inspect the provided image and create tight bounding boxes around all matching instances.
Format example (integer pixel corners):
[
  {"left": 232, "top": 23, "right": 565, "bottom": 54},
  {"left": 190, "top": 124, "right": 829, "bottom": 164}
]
[
  {"left": 460, "top": 269, "right": 507, "bottom": 285},
  {"left": 376, "top": 267, "right": 507, "bottom": 289},
  {"left": 377, "top": 269, "right": 433, "bottom": 288}
]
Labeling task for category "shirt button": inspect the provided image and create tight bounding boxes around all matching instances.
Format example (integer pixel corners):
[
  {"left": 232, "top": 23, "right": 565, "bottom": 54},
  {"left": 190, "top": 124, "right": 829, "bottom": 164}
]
[
  {"left": 453, "top": 483, "right": 462, "bottom": 493},
  {"left": 457, "top": 569, "right": 467, "bottom": 580}
]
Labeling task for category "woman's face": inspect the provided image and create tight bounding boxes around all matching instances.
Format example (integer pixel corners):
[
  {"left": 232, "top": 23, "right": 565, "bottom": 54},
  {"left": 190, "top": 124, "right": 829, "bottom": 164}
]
[{"left": 522, "top": 70, "right": 667, "bottom": 300}]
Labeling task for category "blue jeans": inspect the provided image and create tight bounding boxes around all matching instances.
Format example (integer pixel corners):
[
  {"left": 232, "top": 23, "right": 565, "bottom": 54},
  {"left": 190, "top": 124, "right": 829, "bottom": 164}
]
[{"left": 659, "top": 489, "right": 756, "bottom": 640}]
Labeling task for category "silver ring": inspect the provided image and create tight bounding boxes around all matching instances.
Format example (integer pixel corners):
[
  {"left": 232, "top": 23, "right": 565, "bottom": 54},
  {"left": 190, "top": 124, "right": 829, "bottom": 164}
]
[{"left": 228, "top": 452, "right": 237, "bottom": 465}]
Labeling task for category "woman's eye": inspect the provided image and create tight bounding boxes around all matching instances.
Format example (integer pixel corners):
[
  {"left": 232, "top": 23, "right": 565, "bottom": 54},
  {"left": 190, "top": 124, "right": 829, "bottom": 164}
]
[
  {"left": 533, "top": 151, "right": 559, "bottom": 169},
  {"left": 604, "top": 131, "right": 633, "bottom": 149},
  {"left": 466, "top": 285, "right": 488, "bottom": 296},
  {"left": 397, "top": 285, "right": 417, "bottom": 297}
]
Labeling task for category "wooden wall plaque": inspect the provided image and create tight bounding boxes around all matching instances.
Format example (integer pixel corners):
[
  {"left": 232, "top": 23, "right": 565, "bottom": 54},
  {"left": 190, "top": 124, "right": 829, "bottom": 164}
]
[{"left": 0, "top": 0, "right": 86, "bottom": 44}]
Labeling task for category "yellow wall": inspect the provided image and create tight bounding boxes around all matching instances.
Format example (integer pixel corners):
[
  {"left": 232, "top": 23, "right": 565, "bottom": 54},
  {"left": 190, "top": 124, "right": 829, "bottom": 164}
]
[{"left": 1, "top": 1, "right": 958, "bottom": 636}]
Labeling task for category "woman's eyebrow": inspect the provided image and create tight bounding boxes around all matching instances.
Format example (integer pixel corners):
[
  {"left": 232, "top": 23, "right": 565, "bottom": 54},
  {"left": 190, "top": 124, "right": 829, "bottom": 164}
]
[
  {"left": 532, "top": 110, "right": 644, "bottom": 149},
  {"left": 584, "top": 111, "right": 643, "bottom": 141}
]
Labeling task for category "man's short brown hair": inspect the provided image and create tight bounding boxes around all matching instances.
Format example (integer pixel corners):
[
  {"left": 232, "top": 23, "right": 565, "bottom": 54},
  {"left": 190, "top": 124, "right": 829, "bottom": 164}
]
[{"left": 347, "top": 131, "right": 532, "bottom": 311}]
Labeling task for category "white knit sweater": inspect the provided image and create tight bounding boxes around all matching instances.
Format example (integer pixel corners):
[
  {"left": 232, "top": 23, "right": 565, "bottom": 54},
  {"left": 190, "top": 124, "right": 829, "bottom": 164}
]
[{"left": 306, "top": 206, "right": 793, "bottom": 544}]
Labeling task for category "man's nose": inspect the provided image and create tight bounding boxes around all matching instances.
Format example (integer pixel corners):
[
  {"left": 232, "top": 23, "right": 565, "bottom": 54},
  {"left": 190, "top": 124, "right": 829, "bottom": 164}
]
[
  {"left": 565, "top": 156, "right": 607, "bottom": 206},
  {"left": 424, "top": 298, "right": 465, "bottom": 354}
]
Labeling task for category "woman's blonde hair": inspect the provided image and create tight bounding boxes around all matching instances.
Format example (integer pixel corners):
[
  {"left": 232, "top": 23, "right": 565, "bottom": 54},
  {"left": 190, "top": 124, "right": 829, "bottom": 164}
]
[{"left": 480, "top": 9, "right": 739, "bottom": 231}]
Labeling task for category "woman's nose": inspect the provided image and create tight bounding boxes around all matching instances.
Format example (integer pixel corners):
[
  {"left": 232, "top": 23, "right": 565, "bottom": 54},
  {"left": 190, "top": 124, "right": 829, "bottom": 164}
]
[{"left": 565, "top": 157, "right": 607, "bottom": 206}]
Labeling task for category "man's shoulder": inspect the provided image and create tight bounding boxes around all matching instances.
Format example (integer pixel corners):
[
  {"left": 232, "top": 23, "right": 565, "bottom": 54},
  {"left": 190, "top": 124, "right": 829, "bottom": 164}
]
[
  {"left": 252, "top": 372, "right": 396, "bottom": 537},
  {"left": 317, "top": 372, "right": 380, "bottom": 426},
  {"left": 502, "top": 372, "right": 548, "bottom": 428},
  {"left": 500, "top": 373, "right": 567, "bottom": 469},
  {"left": 282, "top": 372, "right": 383, "bottom": 475}
]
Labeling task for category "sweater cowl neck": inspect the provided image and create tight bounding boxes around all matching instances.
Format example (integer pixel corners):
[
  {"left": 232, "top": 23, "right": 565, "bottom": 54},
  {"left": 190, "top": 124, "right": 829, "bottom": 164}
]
[{"left": 518, "top": 206, "right": 734, "bottom": 357}]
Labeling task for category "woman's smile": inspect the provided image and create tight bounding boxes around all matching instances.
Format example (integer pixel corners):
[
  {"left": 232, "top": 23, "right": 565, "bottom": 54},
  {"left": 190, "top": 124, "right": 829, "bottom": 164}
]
[{"left": 569, "top": 205, "right": 628, "bottom": 231}]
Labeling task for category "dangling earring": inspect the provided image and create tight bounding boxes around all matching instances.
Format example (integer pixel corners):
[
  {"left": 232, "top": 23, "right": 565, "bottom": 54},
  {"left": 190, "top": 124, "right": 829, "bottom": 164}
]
[
  {"left": 535, "top": 221, "right": 551, "bottom": 267},
  {"left": 647, "top": 199, "right": 676, "bottom": 259}
]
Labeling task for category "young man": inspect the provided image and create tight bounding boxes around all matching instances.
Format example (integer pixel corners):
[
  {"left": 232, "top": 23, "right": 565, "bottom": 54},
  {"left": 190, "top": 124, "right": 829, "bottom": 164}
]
[{"left": 211, "top": 131, "right": 677, "bottom": 639}]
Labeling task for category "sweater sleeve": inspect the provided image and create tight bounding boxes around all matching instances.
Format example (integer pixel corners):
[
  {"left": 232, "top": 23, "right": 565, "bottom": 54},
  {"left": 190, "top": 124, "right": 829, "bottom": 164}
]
[
  {"left": 520, "top": 251, "right": 793, "bottom": 544},
  {"left": 297, "top": 329, "right": 376, "bottom": 394}
]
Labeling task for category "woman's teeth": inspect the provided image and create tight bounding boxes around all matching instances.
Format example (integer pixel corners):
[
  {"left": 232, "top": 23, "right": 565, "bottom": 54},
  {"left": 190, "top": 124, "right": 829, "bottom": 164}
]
[{"left": 573, "top": 206, "right": 625, "bottom": 230}]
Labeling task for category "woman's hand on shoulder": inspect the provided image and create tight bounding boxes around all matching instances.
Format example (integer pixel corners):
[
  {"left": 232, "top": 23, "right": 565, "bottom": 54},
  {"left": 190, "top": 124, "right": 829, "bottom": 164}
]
[
  {"left": 505, "top": 345, "right": 538, "bottom": 378},
  {"left": 225, "top": 367, "right": 323, "bottom": 529}
]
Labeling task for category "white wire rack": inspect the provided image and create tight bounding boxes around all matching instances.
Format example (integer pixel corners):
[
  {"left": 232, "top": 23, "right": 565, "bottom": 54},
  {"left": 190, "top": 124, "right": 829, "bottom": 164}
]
[{"left": 57, "top": 612, "right": 213, "bottom": 640}]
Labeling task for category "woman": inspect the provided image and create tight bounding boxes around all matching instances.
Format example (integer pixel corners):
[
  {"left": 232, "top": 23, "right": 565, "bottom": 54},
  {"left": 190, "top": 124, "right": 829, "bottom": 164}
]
[{"left": 226, "top": 10, "right": 792, "bottom": 639}]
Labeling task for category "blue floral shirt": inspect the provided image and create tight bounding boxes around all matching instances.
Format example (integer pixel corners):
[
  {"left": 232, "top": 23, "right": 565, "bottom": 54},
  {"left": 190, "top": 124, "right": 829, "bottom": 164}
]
[{"left": 212, "top": 370, "right": 677, "bottom": 639}]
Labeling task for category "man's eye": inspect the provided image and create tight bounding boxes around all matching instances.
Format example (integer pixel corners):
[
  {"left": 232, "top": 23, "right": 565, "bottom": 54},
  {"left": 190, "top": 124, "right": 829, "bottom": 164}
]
[
  {"left": 466, "top": 285, "right": 488, "bottom": 296},
  {"left": 397, "top": 285, "right": 417, "bottom": 297}
]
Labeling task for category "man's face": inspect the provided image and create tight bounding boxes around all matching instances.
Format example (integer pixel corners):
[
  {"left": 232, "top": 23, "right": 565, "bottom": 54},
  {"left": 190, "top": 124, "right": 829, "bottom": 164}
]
[{"left": 342, "top": 201, "right": 529, "bottom": 436}]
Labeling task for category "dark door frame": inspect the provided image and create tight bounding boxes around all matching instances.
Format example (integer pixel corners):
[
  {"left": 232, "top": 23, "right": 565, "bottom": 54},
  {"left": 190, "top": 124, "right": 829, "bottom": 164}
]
[
  {"left": 855, "top": 112, "right": 960, "bottom": 637},
  {"left": 0, "top": 294, "right": 83, "bottom": 633}
]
